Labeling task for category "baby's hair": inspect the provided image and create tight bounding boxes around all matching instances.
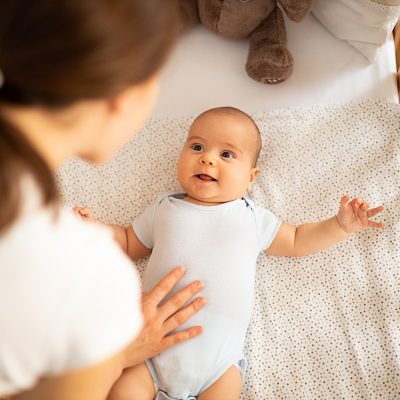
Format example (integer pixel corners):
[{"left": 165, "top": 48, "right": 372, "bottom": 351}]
[{"left": 194, "top": 106, "right": 262, "bottom": 166}]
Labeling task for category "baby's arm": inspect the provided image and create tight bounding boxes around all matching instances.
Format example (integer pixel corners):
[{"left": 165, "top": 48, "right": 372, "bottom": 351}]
[
  {"left": 73, "top": 207, "right": 151, "bottom": 260},
  {"left": 266, "top": 196, "right": 384, "bottom": 257}
]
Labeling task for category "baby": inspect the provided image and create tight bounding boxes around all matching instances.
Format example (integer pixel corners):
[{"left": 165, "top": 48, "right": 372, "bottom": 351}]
[{"left": 75, "top": 107, "right": 384, "bottom": 400}]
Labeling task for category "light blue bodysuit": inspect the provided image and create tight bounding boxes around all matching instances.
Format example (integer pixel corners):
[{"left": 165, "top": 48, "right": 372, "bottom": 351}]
[{"left": 133, "top": 194, "right": 280, "bottom": 400}]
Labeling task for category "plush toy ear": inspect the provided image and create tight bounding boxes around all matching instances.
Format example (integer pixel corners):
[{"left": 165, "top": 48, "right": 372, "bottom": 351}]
[{"left": 278, "top": 0, "right": 314, "bottom": 23}]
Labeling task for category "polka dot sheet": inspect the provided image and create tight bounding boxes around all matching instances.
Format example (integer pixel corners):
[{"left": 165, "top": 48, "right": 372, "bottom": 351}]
[{"left": 58, "top": 99, "right": 400, "bottom": 399}]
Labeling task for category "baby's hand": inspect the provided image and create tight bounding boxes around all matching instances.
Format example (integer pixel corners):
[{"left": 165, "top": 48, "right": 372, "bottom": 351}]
[
  {"left": 336, "top": 195, "right": 384, "bottom": 234},
  {"left": 73, "top": 206, "right": 94, "bottom": 222}
]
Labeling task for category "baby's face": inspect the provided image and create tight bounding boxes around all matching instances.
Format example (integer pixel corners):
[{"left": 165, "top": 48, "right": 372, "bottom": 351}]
[{"left": 177, "top": 112, "right": 260, "bottom": 205}]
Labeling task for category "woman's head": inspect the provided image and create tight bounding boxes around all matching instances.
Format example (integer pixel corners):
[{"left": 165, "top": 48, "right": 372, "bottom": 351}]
[
  {"left": 0, "top": 0, "right": 178, "bottom": 106},
  {"left": 0, "top": 0, "right": 179, "bottom": 233}
]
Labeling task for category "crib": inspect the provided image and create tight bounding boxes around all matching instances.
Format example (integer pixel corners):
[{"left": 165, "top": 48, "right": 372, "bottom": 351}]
[{"left": 58, "top": 3, "right": 400, "bottom": 399}]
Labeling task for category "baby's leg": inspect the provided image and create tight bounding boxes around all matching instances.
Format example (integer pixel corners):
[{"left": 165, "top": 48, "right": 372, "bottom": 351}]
[
  {"left": 198, "top": 365, "right": 242, "bottom": 400},
  {"left": 107, "top": 362, "right": 155, "bottom": 400}
]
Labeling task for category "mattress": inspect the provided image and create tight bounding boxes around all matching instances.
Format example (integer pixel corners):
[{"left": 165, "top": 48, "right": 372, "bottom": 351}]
[
  {"left": 59, "top": 98, "right": 400, "bottom": 400},
  {"left": 152, "top": 14, "right": 398, "bottom": 118}
]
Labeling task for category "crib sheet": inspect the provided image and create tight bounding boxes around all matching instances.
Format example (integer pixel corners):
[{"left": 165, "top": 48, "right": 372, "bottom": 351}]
[{"left": 58, "top": 98, "right": 400, "bottom": 399}]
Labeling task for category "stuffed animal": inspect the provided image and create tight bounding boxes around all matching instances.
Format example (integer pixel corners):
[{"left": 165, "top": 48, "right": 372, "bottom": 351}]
[{"left": 179, "top": 0, "right": 314, "bottom": 83}]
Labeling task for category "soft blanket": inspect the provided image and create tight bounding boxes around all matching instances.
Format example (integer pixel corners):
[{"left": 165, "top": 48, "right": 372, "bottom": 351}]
[{"left": 58, "top": 99, "right": 400, "bottom": 399}]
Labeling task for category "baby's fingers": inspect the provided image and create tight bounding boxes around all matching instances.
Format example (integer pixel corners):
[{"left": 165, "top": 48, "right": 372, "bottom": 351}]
[
  {"left": 351, "top": 198, "right": 363, "bottom": 209},
  {"left": 81, "top": 208, "right": 91, "bottom": 217},
  {"left": 73, "top": 206, "right": 84, "bottom": 216},
  {"left": 367, "top": 205, "right": 384, "bottom": 218},
  {"left": 339, "top": 195, "right": 350, "bottom": 208},
  {"left": 366, "top": 205, "right": 384, "bottom": 229},
  {"left": 368, "top": 220, "right": 385, "bottom": 229}
]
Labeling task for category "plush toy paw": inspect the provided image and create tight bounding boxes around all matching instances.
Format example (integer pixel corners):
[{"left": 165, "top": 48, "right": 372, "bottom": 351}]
[
  {"left": 179, "top": 0, "right": 313, "bottom": 83},
  {"left": 246, "top": 43, "right": 294, "bottom": 84}
]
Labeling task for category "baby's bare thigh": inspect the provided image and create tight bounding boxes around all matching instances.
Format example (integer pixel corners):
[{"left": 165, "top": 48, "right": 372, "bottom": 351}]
[
  {"left": 197, "top": 365, "right": 242, "bottom": 400},
  {"left": 107, "top": 362, "right": 155, "bottom": 400}
]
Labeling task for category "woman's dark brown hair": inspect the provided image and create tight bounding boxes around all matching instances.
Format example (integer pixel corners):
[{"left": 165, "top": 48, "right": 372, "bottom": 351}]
[{"left": 0, "top": 0, "right": 179, "bottom": 233}]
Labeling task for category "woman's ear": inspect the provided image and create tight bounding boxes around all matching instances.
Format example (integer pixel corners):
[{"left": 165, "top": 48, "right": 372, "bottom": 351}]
[
  {"left": 108, "top": 85, "right": 139, "bottom": 115},
  {"left": 109, "top": 74, "right": 160, "bottom": 116},
  {"left": 247, "top": 167, "right": 260, "bottom": 192}
]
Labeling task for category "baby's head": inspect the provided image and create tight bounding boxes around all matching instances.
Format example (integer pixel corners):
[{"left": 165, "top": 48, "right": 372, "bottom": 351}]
[{"left": 177, "top": 107, "right": 261, "bottom": 205}]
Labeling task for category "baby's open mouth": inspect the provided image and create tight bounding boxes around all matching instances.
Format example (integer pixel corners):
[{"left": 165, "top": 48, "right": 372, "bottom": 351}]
[{"left": 196, "top": 174, "right": 217, "bottom": 181}]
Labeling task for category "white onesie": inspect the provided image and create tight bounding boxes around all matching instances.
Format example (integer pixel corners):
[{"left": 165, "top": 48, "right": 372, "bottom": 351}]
[{"left": 133, "top": 194, "right": 280, "bottom": 400}]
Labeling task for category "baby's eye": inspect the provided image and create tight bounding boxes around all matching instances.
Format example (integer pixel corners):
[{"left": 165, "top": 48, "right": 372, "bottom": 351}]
[
  {"left": 221, "top": 150, "right": 234, "bottom": 159},
  {"left": 191, "top": 143, "right": 204, "bottom": 152}
]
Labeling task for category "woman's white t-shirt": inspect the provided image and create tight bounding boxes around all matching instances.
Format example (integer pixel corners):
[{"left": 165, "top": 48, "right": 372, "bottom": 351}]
[{"left": 0, "top": 187, "right": 143, "bottom": 396}]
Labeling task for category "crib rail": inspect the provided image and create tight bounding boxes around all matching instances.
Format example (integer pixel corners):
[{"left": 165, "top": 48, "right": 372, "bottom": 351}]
[{"left": 394, "top": 20, "right": 400, "bottom": 92}]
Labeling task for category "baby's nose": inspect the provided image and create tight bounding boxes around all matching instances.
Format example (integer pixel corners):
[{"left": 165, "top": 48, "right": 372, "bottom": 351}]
[{"left": 201, "top": 158, "right": 215, "bottom": 166}]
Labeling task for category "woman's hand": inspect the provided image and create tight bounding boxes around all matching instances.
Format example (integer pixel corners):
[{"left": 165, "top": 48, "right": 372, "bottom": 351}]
[
  {"left": 336, "top": 195, "right": 384, "bottom": 234},
  {"left": 123, "top": 266, "right": 206, "bottom": 368}
]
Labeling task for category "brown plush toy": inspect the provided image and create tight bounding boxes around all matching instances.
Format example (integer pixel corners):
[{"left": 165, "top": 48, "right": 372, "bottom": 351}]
[{"left": 179, "top": 0, "right": 314, "bottom": 83}]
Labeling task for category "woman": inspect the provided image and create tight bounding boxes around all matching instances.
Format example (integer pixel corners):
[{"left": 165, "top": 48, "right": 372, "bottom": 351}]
[{"left": 0, "top": 1, "right": 205, "bottom": 399}]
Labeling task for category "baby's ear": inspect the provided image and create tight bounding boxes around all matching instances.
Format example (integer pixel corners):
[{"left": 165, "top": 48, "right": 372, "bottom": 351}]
[{"left": 247, "top": 167, "right": 260, "bottom": 192}]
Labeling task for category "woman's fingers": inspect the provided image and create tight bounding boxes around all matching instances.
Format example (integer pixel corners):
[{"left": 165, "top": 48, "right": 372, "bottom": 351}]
[
  {"left": 160, "top": 326, "right": 203, "bottom": 353},
  {"left": 145, "top": 266, "right": 187, "bottom": 307},
  {"left": 125, "top": 268, "right": 206, "bottom": 366},
  {"left": 163, "top": 296, "right": 206, "bottom": 333},
  {"left": 158, "top": 279, "right": 205, "bottom": 321}
]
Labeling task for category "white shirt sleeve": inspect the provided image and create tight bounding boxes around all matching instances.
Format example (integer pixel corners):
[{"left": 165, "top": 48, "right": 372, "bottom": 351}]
[
  {"left": 132, "top": 195, "right": 166, "bottom": 249},
  {"left": 253, "top": 205, "right": 281, "bottom": 252}
]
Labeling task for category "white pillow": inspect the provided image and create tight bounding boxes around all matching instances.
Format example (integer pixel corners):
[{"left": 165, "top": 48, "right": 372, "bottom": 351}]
[{"left": 312, "top": 0, "right": 400, "bottom": 62}]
